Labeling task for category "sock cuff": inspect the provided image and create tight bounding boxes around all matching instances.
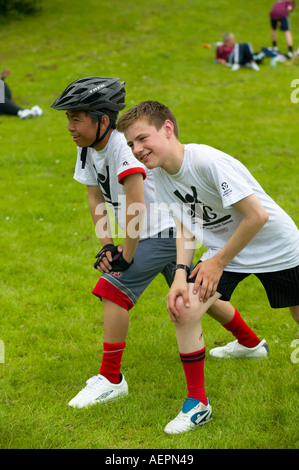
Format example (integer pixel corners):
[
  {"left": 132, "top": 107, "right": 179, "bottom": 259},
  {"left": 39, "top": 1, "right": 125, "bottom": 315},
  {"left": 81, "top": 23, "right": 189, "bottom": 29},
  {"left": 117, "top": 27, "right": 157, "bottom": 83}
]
[
  {"left": 102, "top": 342, "right": 126, "bottom": 353},
  {"left": 180, "top": 348, "right": 205, "bottom": 363}
]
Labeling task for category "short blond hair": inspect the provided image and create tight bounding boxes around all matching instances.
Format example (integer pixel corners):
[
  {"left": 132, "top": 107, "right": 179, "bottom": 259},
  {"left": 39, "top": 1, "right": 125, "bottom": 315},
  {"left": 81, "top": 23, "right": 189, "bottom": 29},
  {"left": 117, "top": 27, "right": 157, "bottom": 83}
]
[
  {"left": 222, "top": 32, "right": 235, "bottom": 44},
  {"left": 117, "top": 100, "right": 179, "bottom": 138}
]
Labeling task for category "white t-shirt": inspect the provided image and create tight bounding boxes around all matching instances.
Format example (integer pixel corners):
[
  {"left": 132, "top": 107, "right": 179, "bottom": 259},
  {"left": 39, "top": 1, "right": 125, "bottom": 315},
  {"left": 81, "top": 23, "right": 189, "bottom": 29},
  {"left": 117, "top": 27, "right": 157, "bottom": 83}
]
[
  {"left": 74, "top": 129, "right": 173, "bottom": 239},
  {"left": 153, "top": 144, "right": 299, "bottom": 273}
]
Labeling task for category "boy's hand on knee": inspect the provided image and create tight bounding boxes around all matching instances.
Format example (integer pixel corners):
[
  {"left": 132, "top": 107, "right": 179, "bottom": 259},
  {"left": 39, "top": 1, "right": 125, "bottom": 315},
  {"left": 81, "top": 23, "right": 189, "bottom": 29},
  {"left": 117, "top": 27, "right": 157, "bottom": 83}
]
[
  {"left": 167, "top": 275, "right": 190, "bottom": 322},
  {"left": 191, "top": 258, "right": 223, "bottom": 303}
]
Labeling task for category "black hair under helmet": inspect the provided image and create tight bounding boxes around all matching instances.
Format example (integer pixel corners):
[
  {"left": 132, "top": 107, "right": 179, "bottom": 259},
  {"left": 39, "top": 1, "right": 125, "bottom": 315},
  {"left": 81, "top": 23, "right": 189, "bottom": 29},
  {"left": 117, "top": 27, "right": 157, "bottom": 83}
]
[{"left": 51, "top": 76, "right": 126, "bottom": 113}]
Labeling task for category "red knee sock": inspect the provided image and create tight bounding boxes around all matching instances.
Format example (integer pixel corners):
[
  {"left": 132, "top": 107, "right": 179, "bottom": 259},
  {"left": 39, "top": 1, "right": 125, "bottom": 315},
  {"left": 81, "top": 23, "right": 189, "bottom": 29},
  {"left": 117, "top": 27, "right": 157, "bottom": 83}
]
[
  {"left": 100, "top": 342, "right": 126, "bottom": 384},
  {"left": 224, "top": 309, "right": 260, "bottom": 348},
  {"left": 180, "top": 348, "right": 207, "bottom": 406}
]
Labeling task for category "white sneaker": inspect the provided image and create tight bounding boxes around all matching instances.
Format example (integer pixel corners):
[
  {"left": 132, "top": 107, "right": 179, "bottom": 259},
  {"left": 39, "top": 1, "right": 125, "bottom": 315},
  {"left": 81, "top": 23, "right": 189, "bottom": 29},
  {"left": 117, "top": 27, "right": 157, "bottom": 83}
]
[
  {"left": 231, "top": 63, "right": 240, "bottom": 71},
  {"left": 164, "top": 398, "right": 212, "bottom": 435},
  {"left": 17, "top": 106, "right": 43, "bottom": 119},
  {"left": 31, "top": 105, "right": 43, "bottom": 116},
  {"left": 68, "top": 374, "right": 128, "bottom": 409},
  {"left": 209, "top": 339, "right": 269, "bottom": 359},
  {"left": 245, "top": 61, "right": 260, "bottom": 71},
  {"left": 17, "top": 109, "right": 34, "bottom": 119}
]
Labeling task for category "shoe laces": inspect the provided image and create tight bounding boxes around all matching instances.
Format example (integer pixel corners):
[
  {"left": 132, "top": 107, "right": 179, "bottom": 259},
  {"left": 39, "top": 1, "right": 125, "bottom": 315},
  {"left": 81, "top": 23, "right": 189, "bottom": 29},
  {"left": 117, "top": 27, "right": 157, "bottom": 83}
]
[
  {"left": 173, "top": 410, "right": 192, "bottom": 425},
  {"left": 224, "top": 340, "right": 239, "bottom": 352},
  {"left": 80, "top": 375, "right": 103, "bottom": 395}
]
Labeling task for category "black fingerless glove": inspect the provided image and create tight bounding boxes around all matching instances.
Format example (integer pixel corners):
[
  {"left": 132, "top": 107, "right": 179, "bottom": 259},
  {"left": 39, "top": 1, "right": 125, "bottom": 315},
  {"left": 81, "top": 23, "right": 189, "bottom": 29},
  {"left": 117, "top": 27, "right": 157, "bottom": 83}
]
[
  {"left": 94, "top": 244, "right": 133, "bottom": 272},
  {"left": 94, "top": 244, "right": 119, "bottom": 269}
]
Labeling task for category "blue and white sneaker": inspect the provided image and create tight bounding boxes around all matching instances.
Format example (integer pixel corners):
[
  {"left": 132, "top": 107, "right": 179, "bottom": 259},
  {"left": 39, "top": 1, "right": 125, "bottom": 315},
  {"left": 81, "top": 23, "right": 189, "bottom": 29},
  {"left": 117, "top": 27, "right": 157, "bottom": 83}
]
[
  {"left": 68, "top": 374, "right": 128, "bottom": 409},
  {"left": 164, "top": 398, "right": 212, "bottom": 434}
]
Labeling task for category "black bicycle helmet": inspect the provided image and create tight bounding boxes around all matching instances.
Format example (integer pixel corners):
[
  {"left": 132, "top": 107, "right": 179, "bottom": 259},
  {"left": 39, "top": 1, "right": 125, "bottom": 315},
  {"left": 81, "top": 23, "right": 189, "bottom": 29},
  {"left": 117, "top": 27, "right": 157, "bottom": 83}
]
[
  {"left": 51, "top": 77, "right": 126, "bottom": 168},
  {"left": 51, "top": 76, "right": 126, "bottom": 113}
]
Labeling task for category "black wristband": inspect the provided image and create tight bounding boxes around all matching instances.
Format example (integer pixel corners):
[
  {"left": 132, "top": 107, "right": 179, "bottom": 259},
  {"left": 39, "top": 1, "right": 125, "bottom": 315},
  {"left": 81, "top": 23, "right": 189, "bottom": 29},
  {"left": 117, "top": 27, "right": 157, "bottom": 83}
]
[{"left": 174, "top": 264, "right": 190, "bottom": 275}]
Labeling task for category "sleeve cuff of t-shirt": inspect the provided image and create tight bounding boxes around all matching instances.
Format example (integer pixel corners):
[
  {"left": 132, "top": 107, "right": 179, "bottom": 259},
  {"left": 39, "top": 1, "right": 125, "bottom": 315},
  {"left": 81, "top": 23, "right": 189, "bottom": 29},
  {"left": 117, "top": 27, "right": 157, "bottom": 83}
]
[
  {"left": 223, "top": 189, "right": 255, "bottom": 208},
  {"left": 118, "top": 168, "right": 147, "bottom": 185},
  {"left": 73, "top": 175, "right": 98, "bottom": 186}
]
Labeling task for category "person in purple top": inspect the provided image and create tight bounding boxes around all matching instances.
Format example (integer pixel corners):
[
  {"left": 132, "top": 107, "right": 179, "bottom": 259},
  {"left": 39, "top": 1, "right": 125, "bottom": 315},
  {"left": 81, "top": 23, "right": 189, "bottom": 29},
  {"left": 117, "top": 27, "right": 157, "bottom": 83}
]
[
  {"left": 269, "top": 1, "right": 295, "bottom": 56},
  {"left": 216, "top": 33, "right": 260, "bottom": 71}
]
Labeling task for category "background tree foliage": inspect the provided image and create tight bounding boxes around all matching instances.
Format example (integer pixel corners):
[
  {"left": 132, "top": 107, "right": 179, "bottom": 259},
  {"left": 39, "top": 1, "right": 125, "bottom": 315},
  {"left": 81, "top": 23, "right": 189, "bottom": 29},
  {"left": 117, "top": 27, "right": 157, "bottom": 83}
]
[{"left": 0, "top": 0, "right": 41, "bottom": 17}]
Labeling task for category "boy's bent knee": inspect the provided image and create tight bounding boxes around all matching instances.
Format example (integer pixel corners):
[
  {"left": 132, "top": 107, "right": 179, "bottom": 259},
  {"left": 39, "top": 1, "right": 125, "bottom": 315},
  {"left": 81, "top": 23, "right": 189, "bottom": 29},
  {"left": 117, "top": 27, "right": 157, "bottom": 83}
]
[
  {"left": 175, "top": 287, "right": 221, "bottom": 325},
  {"left": 175, "top": 293, "right": 207, "bottom": 324}
]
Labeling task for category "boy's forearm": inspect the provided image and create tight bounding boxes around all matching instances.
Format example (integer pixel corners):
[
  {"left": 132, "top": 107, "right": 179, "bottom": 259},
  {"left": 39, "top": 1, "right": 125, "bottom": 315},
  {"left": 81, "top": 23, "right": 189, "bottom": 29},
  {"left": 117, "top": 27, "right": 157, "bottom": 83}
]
[
  {"left": 122, "top": 201, "right": 146, "bottom": 262},
  {"left": 174, "top": 218, "right": 196, "bottom": 273},
  {"left": 93, "top": 206, "right": 114, "bottom": 247},
  {"left": 213, "top": 195, "right": 269, "bottom": 269},
  {"left": 87, "top": 185, "right": 114, "bottom": 247},
  {"left": 122, "top": 173, "right": 146, "bottom": 262},
  {"left": 213, "top": 218, "right": 265, "bottom": 269},
  {"left": 122, "top": 236, "right": 140, "bottom": 263}
]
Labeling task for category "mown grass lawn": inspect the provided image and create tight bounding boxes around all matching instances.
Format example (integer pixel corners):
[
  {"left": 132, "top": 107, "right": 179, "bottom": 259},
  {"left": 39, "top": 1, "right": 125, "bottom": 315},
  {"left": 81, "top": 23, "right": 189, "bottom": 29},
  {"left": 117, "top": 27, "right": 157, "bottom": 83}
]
[{"left": 0, "top": 0, "right": 298, "bottom": 450}]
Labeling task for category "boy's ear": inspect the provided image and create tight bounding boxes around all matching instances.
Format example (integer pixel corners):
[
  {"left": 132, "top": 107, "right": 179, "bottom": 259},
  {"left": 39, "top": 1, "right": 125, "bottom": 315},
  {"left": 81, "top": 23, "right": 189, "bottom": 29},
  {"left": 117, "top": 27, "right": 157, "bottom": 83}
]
[
  {"left": 163, "top": 119, "right": 174, "bottom": 137},
  {"left": 100, "top": 114, "right": 110, "bottom": 127}
]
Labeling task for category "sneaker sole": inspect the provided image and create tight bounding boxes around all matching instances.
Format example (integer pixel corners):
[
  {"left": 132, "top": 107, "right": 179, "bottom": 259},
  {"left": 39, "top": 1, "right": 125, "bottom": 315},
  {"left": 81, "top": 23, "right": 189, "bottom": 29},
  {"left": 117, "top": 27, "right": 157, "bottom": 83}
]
[
  {"left": 209, "top": 350, "right": 268, "bottom": 359},
  {"left": 209, "top": 342, "right": 269, "bottom": 359},
  {"left": 164, "top": 417, "right": 212, "bottom": 435}
]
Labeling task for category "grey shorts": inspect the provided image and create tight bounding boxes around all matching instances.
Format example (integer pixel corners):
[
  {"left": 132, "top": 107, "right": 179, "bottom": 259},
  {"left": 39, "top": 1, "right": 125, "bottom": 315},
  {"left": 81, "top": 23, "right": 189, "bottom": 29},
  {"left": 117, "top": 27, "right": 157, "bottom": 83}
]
[{"left": 92, "top": 228, "right": 177, "bottom": 310}]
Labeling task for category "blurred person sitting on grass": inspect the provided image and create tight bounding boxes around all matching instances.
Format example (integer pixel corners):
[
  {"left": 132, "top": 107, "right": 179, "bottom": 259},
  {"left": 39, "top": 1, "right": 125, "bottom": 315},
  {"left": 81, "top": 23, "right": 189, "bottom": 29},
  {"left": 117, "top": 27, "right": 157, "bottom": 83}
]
[
  {"left": 216, "top": 33, "right": 260, "bottom": 71},
  {"left": 0, "top": 68, "right": 42, "bottom": 119},
  {"left": 117, "top": 100, "right": 299, "bottom": 435}
]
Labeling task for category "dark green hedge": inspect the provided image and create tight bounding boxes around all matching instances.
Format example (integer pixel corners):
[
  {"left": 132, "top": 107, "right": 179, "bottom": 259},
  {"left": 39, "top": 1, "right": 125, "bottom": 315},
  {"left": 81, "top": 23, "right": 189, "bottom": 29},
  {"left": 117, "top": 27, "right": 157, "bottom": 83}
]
[{"left": 0, "top": 0, "right": 41, "bottom": 17}]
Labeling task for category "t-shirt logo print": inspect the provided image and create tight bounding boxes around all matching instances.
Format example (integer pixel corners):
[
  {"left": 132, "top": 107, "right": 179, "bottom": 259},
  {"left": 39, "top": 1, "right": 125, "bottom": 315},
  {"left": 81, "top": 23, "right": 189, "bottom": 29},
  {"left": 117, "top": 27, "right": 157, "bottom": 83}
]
[
  {"left": 174, "top": 186, "right": 231, "bottom": 227},
  {"left": 94, "top": 165, "right": 119, "bottom": 208},
  {"left": 174, "top": 186, "right": 215, "bottom": 224},
  {"left": 221, "top": 181, "right": 233, "bottom": 198}
]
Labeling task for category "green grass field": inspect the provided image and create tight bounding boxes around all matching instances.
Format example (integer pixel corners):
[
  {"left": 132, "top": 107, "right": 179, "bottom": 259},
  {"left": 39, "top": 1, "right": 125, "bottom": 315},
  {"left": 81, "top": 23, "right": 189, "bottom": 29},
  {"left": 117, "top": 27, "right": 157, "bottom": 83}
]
[{"left": 0, "top": 0, "right": 298, "bottom": 450}]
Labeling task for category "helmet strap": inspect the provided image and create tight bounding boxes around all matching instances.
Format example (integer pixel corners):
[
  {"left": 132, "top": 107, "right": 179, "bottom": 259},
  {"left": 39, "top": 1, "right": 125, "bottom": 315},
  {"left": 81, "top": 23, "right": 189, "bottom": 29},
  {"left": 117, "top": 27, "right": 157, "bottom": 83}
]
[
  {"left": 80, "top": 115, "right": 112, "bottom": 169},
  {"left": 90, "top": 115, "right": 112, "bottom": 148}
]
